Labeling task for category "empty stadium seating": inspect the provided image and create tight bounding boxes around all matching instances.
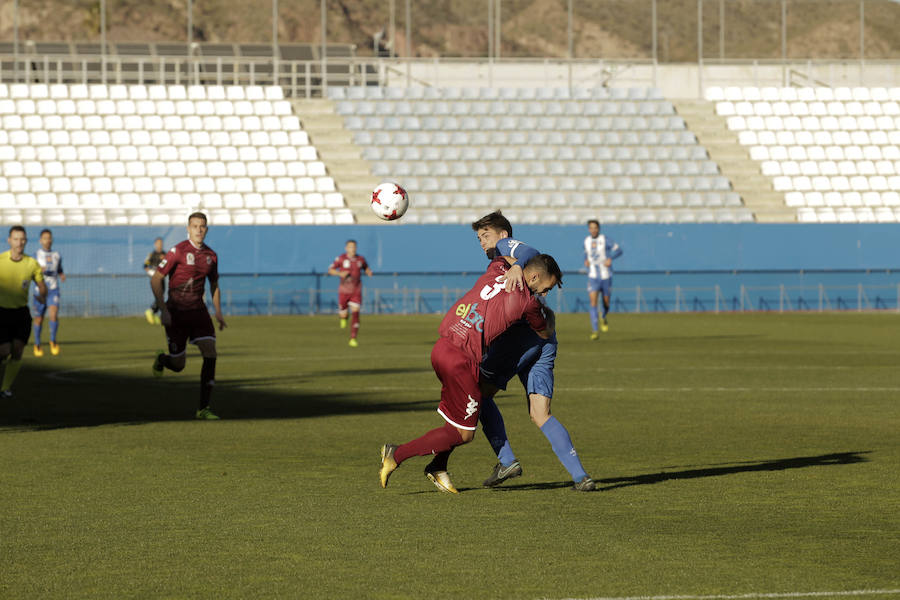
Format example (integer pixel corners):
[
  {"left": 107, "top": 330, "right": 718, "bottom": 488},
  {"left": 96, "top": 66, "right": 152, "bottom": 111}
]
[
  {"left": 0, "top": 83, "right": 352, "bottom": 225},
  {"left": 331, "top": 86, "right": 751, "bottom": 224},
  {"left": 708, "top": 86, "right": 900, "bottom": 223}
]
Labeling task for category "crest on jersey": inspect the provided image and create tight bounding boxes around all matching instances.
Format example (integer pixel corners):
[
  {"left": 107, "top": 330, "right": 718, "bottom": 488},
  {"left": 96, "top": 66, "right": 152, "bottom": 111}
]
[
  {"left": 186, "top": 253, "right": 195, "bottom": 265},
  {"left": 206, "top": 256, "right": 212, "bottom": 265}
]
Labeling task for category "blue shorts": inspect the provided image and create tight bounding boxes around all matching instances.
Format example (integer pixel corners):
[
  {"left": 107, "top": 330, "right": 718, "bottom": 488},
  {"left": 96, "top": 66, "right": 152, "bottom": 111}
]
[
  {"left": 587, "top": 277, "right": 612, "bottom": 296},
  {"left": 32, "top": 288, "right": 60, "bottom": 318},
  {"left": 480, "top": 322, "right": 555, "bottom": 398}
]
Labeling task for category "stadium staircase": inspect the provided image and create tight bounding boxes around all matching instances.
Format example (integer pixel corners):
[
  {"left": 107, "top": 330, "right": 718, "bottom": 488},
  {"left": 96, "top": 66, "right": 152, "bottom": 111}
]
[
  {"left": 291, "top": 98, "right": 383, "bottom": 224},
  {"left": 672, "top": 99, "right": 795, "bottom": 223}
]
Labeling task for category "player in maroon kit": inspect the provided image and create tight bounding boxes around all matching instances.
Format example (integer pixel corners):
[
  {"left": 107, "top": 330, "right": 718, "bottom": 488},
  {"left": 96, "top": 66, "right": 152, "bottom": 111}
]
[
  {"left": 150, "top": 212, "right": 227, "bottom": 420},
  {"left": 378, "top": 253, "right": 562, "bottom": 493},
  {"left": 327, "top": 239, "right": 372, "bottom": 347}
]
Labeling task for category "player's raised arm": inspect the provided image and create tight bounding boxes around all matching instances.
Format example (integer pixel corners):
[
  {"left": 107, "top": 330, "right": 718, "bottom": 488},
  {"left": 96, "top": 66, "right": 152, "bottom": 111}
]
[
  {"left": 605, "top": 239, "right": 623, "bottom": 267},
  {"left": 327, "top": 256, "right": 347, "bottom": 280},
  {"left": 495, "top": 238, "right": 540, "bottom": 292}
]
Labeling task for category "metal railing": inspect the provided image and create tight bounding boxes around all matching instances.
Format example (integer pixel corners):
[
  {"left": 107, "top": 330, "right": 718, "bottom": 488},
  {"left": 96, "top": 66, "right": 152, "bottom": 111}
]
[
  {"left": 54, "top": 273, "right": 900, "bottom": 318},
  {"left": 0, "top": 54, "right": 384, "bottom": 98}
]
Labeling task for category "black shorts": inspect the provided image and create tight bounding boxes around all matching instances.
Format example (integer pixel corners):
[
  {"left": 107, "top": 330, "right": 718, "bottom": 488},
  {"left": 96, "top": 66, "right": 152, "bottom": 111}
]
[
  {"left": 0, "top": 306, "right": 32, "bottom": 345},
  {"left": 164, "top": 307, "right": 216, "bottom": 356}
]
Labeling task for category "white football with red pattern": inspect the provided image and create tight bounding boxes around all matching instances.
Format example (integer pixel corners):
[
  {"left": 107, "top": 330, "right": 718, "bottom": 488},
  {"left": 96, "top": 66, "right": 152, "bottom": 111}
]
[{"left": 371, "top": 182, "right": 409, "bottom": 221}]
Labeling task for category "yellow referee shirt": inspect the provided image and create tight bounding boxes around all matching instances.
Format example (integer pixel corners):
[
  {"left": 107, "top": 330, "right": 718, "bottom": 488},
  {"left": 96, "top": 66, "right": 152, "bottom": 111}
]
[{"left": 0, "top": 251, "right": 43, "bottom": 309}]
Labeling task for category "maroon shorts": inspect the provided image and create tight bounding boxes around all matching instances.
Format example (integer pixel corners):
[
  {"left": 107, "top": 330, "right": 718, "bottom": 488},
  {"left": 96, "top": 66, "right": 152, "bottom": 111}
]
[
  {"left": 431, "top": 337, "right": 481, "bottom": 431},
  {"left": 338, "top": 289, "right": 362, "bottom": 310},
  {"left": 164, "top": 307, "right": 215, "bottom": 356}
]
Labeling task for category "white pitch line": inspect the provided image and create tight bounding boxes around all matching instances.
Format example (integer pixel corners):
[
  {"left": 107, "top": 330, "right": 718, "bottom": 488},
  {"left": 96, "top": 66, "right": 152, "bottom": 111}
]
[
  {"left": 559, "top": 588, "right": 900, "bottom": 600},
  {"left": 592, "top": 366, "right": 863, "bottom": 371},
  {"left": 558, "top": 386, "right": 900, "bottom": 393}
]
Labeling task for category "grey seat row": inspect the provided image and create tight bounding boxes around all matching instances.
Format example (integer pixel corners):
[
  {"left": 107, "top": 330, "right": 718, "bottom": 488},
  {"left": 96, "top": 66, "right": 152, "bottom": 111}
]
[
  {"left": 353, "top": 130, "right": 697, "bottom": 147},
  {"left": 397, "top": 175, "right": 732, "bottom": 193},
  {"left": 411, "top": 190, "right": 742, "bottom": 209},
  {"left": 343, "top": 115, "right": 685, "bottom": 132},
  {"left": 362, "top": 144, "right": 709, "bottom": 162},
  {"left": 328, "top": 86, "right": 666, "bottom": 101},
  {"left": 335, "top": 100, "right": 676, "bottom": 117},
  {"left": 372, "top": 159, "right": 720, "bottom": 178}
]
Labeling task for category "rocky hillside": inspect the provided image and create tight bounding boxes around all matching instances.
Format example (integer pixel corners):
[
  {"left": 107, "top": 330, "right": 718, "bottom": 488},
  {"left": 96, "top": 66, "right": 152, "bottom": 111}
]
[{"left": 1, "top": 0, "right": 898, "bottom": 61}]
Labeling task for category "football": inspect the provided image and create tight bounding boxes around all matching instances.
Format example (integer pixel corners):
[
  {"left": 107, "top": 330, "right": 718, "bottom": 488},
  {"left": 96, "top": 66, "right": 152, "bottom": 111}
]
[{"left": 371, "top": 182, "right": 410, "bottom": 221}]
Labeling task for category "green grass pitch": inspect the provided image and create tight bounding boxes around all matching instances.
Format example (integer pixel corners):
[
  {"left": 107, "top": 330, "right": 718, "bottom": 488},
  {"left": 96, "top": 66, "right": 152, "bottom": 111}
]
[{"left": 1, "top": 313, "right": 898, "bottom": 599}]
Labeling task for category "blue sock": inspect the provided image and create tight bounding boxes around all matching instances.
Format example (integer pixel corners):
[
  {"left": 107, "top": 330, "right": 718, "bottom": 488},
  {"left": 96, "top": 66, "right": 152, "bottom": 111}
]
[
  {"left": 589, "top": 306, "right": 599, "bottom": 331},
  {"left": 50, "top": 320, "right": 59, "bottom": 343},
  {"left": 540, "top": 416, "right": 588, "bottom": 482},
  {"left": 33, "top": 323, "right": 42, "bottom": 345},
  {"left": 480, "top": 396, "right": 517, "bottom": 466}
]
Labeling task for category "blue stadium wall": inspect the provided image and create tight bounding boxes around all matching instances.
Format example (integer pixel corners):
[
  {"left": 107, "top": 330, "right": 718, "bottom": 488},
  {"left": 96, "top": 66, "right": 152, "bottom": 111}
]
[
  {"left": 40, "top": 223, "right": 900, "bottom": 274},
  {"left": 35, "top": 224, "right": 900, "bottom": 316}
]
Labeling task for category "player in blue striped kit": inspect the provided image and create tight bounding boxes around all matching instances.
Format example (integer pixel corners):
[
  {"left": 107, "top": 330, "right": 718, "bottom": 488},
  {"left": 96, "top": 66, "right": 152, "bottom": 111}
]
[
  {"left": 584, "top": 219, "right": 622, "bottom": 338},
  {"left": 471, "top": 212, "right": 595, "bottom": 492},
  {"left": 32, "top": 229, "right": 66, "bottom": 356}
]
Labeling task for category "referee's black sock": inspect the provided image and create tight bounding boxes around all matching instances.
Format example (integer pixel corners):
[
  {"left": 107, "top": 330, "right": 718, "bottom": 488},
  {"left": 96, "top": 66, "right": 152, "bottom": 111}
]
[{"left": 200, "top": 357, "right": 216, "bottom": 410}]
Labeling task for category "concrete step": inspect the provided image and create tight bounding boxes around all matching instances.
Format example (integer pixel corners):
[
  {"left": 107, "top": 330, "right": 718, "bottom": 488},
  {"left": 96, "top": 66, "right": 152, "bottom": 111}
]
[
  {"left": 287, "top": 97, "right": 376, "bottom": 223},
  {"left": 292, "top": 99, "right": 337, "bottom": 115}
]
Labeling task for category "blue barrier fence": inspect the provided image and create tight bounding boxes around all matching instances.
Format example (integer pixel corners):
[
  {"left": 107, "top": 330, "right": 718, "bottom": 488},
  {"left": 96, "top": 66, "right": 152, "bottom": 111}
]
[
  {"left": 56, "top": 269, "right": 900, "bottom": 317},
  {"left": 19, "top": 223, "right": 900, "bottom": 316}
]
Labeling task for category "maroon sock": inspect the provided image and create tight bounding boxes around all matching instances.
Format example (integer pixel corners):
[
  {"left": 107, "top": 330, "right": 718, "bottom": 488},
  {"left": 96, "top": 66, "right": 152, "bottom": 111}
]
[
  {"left": 350, "top": 311, "right": 360, "bottom": 338},
  {"left": 394, "top": 422, "right": 463, "bottom": 465}
]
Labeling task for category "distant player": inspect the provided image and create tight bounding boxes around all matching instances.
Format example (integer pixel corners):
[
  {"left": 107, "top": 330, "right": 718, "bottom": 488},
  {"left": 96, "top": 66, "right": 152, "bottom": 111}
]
[
  {"left": 379, "top": 254, "right": 561, "bottom": 494},
  {"left": 472, "top": 212, "right": 595, "bottom": 492},
  {"left": 328, "top": 240, "right": 372, "bottom": 348},
  {"left": 585, "top": 219, "right": 622, "bottom": 338},
  {"left": 31, "top": 229, "right": 65, "bottom": 356},
  {"left": 0, "top": 226, "right": 47, "bottom": 398},
  {"left": 151, "top": 213, "right": 227, "bottom": 420},
  {"left": 143, "top": 237, "right": 166, "bottom": 325}
]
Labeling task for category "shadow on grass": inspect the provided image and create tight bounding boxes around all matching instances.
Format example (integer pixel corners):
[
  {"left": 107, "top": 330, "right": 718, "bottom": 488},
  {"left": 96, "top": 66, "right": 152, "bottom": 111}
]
[
  {"left": 0, "top": 360, "right": 437, "bottom": 432},
  {"left": 490, "top": 452, "right": 872, "bottom": 493}
]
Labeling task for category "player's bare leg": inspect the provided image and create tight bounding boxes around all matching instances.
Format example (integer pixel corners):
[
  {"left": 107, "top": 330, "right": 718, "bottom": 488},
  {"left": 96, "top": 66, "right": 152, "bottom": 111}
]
[
  {"left": 588, "top": 290, "right": 600, "bottom": 339},
  {"left": 601, "top": 294, "right": 611, "bottom": 333},
  {"left": 195, "top": 339, "right": 219, "bottom": 419},
  {"left": 48, "top": 304, "right": 60, "bottom": 355},
  {"left": 32, "top": 314, "right": 44, "bottom": 357},
  {"left": 528, "top": 393, "right": 595, "bottom": 491},
  {"left": 348, "top": 304, "right": 361, "bottom": 347}
]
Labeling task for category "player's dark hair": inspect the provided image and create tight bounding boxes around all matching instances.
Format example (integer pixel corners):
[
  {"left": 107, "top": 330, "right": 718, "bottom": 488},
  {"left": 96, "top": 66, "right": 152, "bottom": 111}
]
[
  {"left": 346, "top": 239, "right": 357, "bottom": 245},
  {"left": 154, "top": 237, "right": 163, "bottom": 243},
  {"left": 587, "top": 219, "right": 600, "bottom": 228},
  {"left": 188, "top": 212, "right": 208, "bottom": 224},
  {"left": 40, "top": 228, "right": 52, "bottom": 236},
  {"left": 525, "top": 253, "right": 564, "bottom": 288},
  {"left": 471, "top": 211, "right": 513, "bottom": 237},
  {"left": 8, "top": 225, "right": 25, "bottom": 236}
]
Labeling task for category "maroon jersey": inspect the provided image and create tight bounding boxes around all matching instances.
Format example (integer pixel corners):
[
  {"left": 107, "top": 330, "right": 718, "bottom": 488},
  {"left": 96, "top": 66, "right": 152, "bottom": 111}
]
[
  {"left": 438, "top": 258, "right": 549, "bottom": 365},
  {"left": 330, "top": 253, "right": 368, "bottom": 294},
  {"left": 156, "top": 240, "right": 219, "bottom": 311}
]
